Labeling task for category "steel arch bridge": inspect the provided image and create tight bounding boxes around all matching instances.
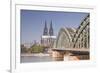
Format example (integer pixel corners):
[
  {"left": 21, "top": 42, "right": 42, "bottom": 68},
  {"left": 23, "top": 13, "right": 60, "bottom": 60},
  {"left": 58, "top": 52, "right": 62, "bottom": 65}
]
[
  {"left": 54, "top": 27, "right": 76, "bottom": 49},
  {"left": 53, "top": 14, "right": 90, "bottom": 54},
  {"left": 52, "top": 14, "right": 90, "bottom": 60},
  {"left": 73, "top": 14, "right": 90, "bottom": 49}
]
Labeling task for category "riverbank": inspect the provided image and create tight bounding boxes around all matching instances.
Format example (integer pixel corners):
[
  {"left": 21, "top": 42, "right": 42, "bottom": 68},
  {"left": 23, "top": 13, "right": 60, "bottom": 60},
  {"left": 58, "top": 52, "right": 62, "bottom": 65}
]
[{"left": 21, "top": 53, "right": 50, "bottom": 57}]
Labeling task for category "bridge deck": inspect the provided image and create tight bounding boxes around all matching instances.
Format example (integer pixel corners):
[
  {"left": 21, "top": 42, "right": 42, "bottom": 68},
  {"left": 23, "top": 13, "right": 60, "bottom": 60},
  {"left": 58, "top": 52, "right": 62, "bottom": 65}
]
[{"left": 52, "top": 48, "right": 89, "bottom": 52}]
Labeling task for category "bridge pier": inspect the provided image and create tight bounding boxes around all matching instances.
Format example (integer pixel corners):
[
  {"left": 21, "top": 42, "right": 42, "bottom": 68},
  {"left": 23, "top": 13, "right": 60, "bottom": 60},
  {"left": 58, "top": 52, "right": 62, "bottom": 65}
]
[{"left": 52, "top": 50, "right": 65, "bottom": 61}]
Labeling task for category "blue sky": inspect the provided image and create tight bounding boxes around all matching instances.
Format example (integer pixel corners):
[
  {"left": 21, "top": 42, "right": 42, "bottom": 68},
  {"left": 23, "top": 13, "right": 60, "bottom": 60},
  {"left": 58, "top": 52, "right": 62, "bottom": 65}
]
[{"left": 21, "top": 9, "right": 89, "bottom": 44}]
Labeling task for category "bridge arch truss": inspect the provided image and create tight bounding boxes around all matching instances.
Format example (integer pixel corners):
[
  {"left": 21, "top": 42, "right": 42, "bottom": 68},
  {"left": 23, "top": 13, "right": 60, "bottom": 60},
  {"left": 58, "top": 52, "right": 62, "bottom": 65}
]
[{"left": 54, "top": 14, "right": 90, "bottom": 50}]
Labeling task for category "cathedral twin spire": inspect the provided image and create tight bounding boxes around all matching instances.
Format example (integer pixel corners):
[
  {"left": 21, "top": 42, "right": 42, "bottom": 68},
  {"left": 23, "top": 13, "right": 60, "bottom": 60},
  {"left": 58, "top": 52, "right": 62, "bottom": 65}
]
[
  {"left": 43, "top": 21, "right": 48, "bottom": 35},
  {"left": 43, "top": 21, "right": 54, "bottom": 36}
]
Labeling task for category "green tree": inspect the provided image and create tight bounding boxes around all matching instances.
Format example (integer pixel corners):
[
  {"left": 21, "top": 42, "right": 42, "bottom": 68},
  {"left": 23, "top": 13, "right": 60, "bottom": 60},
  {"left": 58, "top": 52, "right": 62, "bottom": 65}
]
[{"left": 30, "top": 44, "right": 44, "bottom": 53}]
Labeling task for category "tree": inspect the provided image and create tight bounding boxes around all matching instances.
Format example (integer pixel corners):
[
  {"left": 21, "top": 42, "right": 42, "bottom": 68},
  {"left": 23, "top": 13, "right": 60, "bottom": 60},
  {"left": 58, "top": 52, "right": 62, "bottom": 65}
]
[
  {"left": 21, "top": 44, "right": 27, "bottom": 53},
  {"left": 30, "top": 44, "right": 44, "bottom": 53}
]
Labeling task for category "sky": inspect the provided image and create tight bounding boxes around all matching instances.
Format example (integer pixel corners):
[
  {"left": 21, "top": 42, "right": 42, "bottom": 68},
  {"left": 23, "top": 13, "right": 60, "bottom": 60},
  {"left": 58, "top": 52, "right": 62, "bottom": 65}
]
[{"left": 21, "top": 9, "right": 89, "bottom": 44}]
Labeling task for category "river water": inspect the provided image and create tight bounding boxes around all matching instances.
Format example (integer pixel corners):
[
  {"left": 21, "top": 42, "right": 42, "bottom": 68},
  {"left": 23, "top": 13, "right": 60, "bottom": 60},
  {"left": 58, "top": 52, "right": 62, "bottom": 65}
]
[
  {"left": 21, "top": 56, "right": 54, "bottom": 63},
  {"left": 21, "top": 54, "right": 64, "bottom": 63},
  {"left": 20, "top": 53, "right": 81, "bottom": 63}
]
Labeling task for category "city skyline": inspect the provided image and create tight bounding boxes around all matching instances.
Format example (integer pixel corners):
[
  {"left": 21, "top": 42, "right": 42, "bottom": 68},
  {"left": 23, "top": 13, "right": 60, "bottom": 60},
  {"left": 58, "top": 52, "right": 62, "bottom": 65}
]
[{"left": 21, "top": 9, "right": 89, "bottom": 44}]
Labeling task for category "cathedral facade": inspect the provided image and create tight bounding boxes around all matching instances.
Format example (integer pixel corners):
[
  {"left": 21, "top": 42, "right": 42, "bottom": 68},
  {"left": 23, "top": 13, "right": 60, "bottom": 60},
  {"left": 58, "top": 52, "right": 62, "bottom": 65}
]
[{"left": 41, "top": 21, "right": 56, "bottom": 48}]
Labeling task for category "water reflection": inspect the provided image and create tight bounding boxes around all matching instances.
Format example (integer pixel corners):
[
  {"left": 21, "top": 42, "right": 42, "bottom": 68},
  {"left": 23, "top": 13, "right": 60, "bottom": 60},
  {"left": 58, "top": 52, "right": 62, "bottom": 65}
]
[
  {"left": 21, "top": 55, "right": 64, "bottom": 63},
  {"left": 52, "top": 57, "right": 63, "bottom": 61}
]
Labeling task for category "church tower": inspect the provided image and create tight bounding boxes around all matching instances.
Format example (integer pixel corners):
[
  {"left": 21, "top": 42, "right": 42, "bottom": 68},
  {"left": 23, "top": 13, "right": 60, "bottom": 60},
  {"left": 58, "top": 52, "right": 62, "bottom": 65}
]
[
  {"left": 49, "top": 21, "right": 54, "bottom": 36},
  {"left": 43, "top": 21, "right": 48, "bottom": 35},
  {"left": 41, "top": 20, "right": 56, "bottom": 49}
]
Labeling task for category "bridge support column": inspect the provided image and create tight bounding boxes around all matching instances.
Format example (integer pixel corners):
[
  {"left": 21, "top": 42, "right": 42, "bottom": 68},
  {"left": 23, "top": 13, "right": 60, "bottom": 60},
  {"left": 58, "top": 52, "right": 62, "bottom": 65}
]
[{"left": 52, "top": 50, "right": 64, "bottom": 61}]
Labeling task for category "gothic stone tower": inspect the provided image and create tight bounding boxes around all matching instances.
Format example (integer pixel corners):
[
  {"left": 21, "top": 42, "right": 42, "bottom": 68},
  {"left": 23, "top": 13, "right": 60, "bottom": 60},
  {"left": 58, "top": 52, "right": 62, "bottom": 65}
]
[{"left": 41, "top": 21, "right": 56, "bottom": 48}]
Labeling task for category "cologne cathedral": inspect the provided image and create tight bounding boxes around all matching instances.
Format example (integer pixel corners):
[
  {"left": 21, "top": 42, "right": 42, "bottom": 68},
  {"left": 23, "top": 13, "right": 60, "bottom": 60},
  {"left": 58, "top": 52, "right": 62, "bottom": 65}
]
[{"left": 41, "top": 21, "right": 56, "bottom": 48}]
